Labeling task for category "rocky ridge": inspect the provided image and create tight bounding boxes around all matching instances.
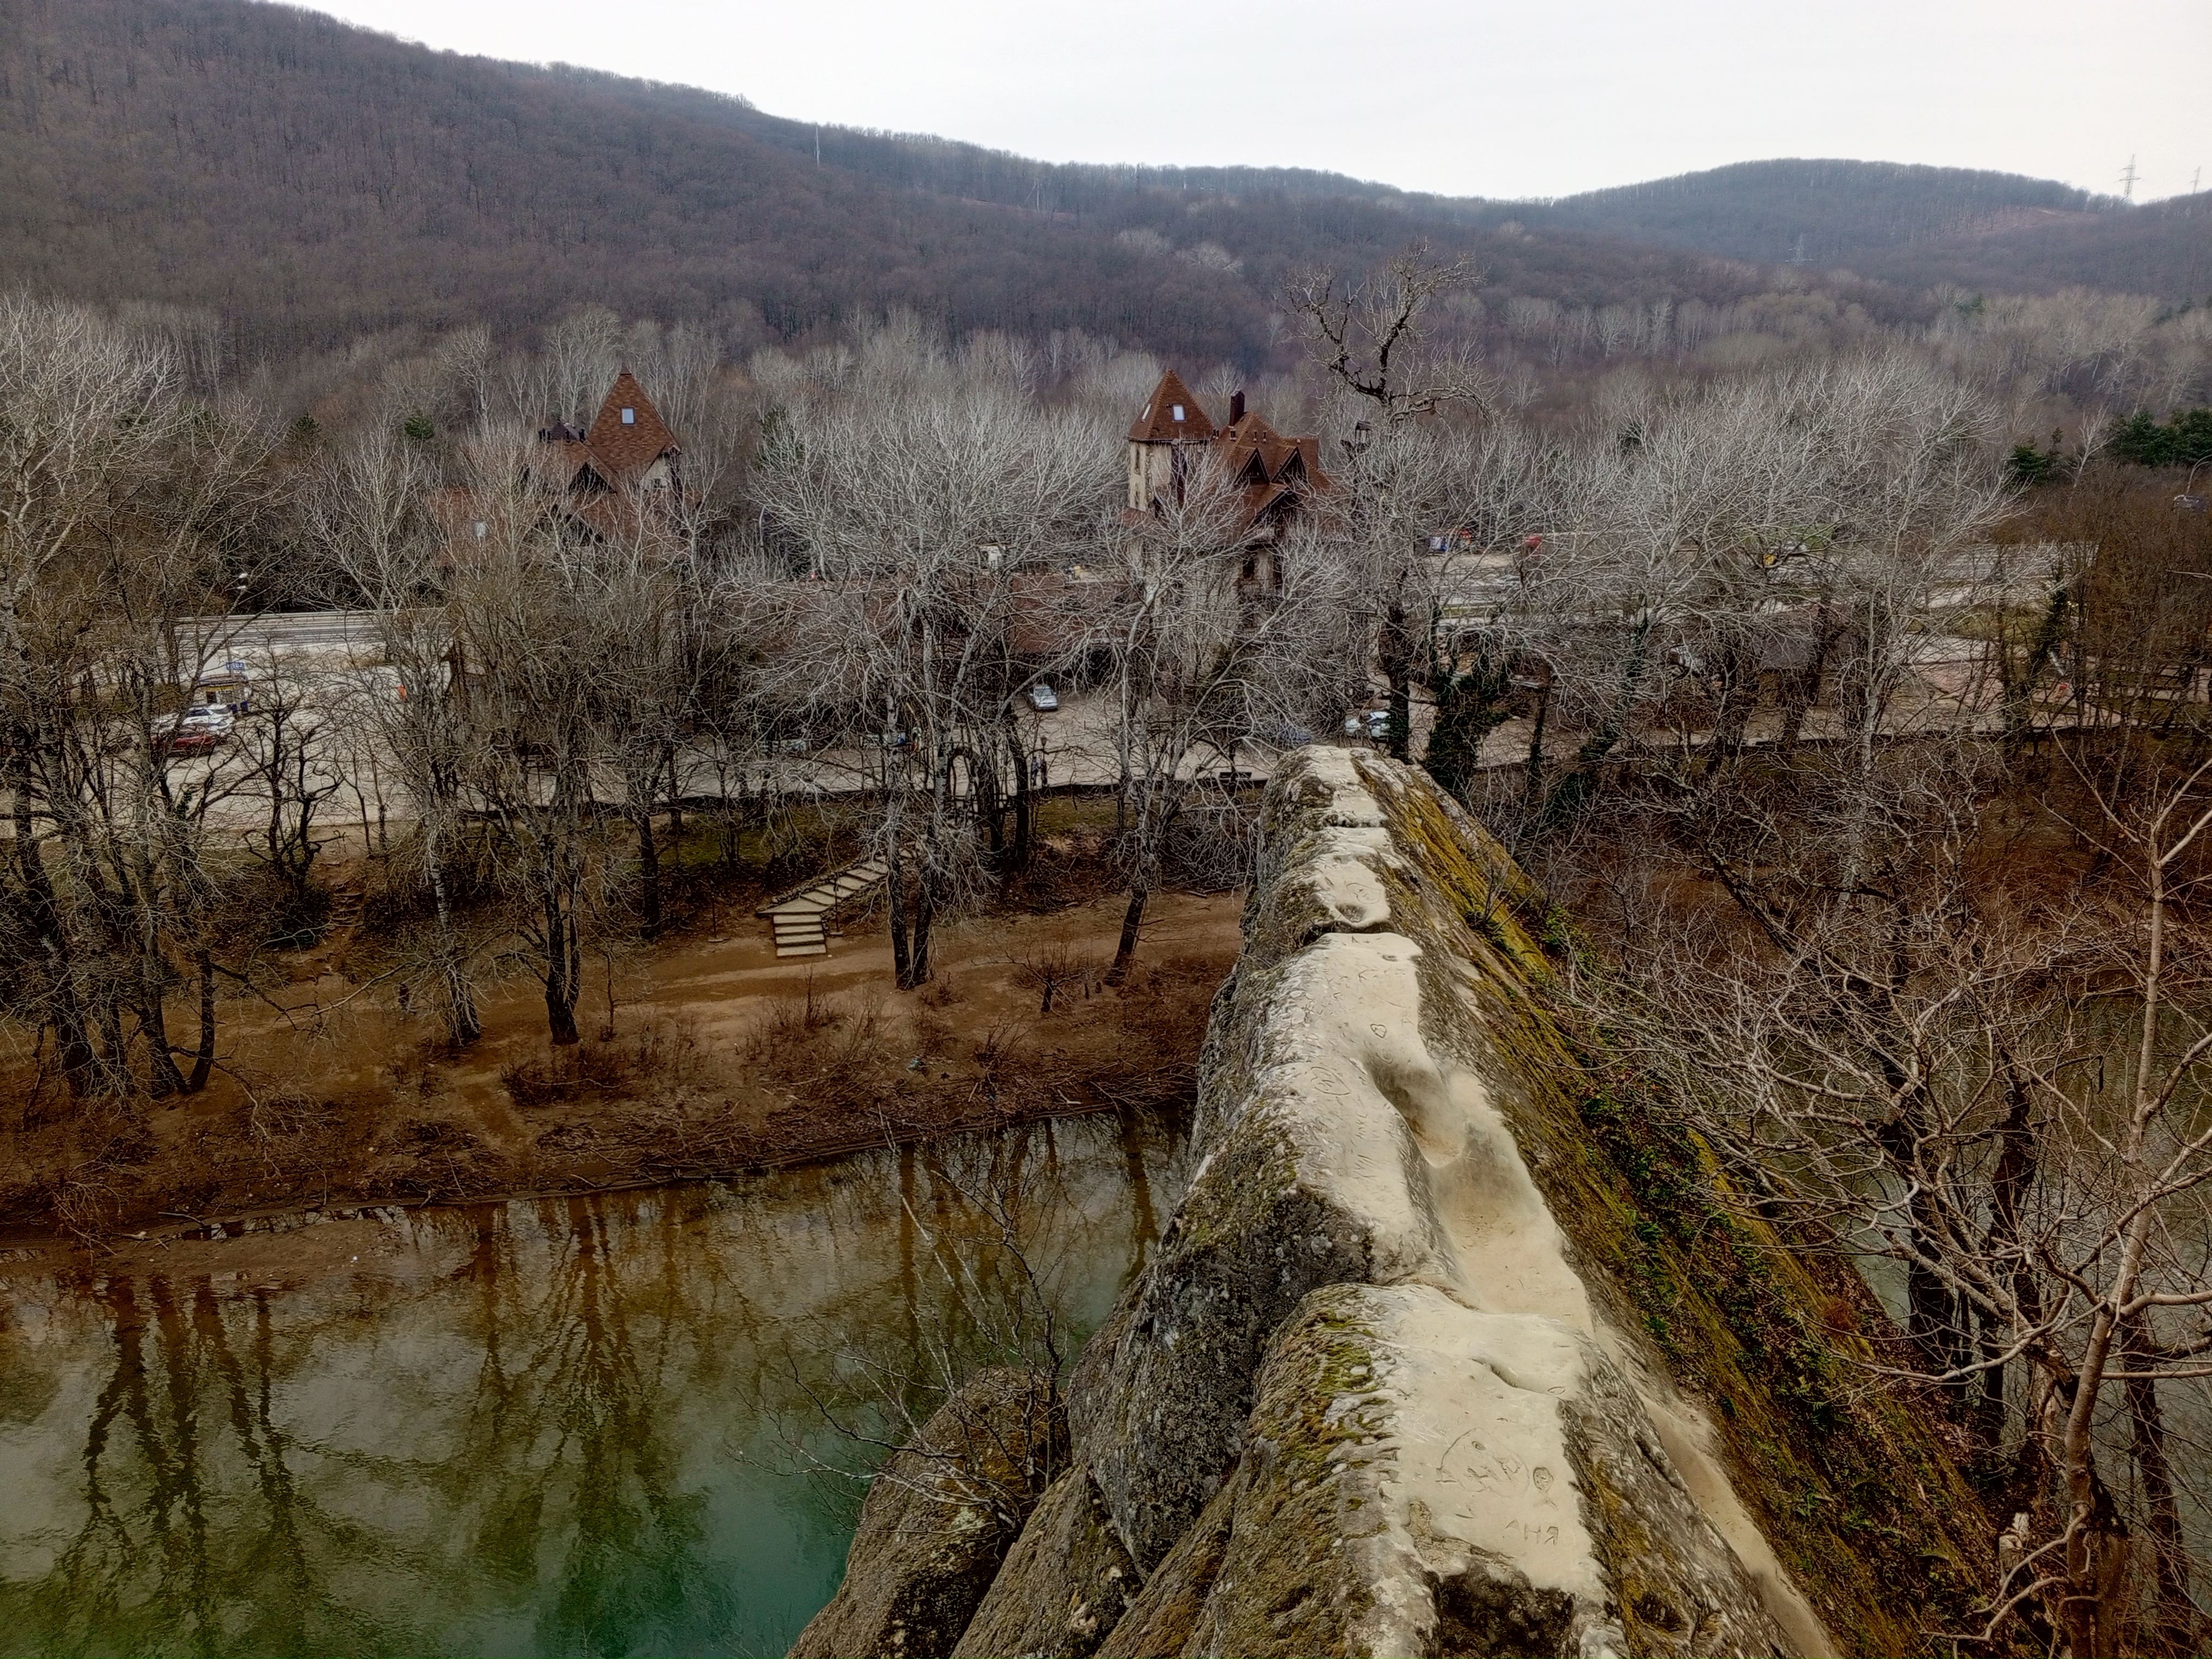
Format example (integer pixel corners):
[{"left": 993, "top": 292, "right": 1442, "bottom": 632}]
[{"left": 794, "top": 746, "right": 1994, "bottom": 1658}]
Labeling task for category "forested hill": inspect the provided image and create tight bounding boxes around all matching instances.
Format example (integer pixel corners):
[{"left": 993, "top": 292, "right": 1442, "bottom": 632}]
[
  {"left": 0, "top": 0, "right": 1228, "bottom": 358},
  {"left": 1, "top": 0, "right": 2199, "bottom": 363},
  {"left": 1529, "top": 160, "right": 2210, "bottom": 302},
  {"left": 1, "top": 0, "right": 1755, "bottom": 360},
  {"left": 1532, "top": 159, "right": 2119, "bottom": 267},
  {"left": 1851, "top": 189, "right": 2212, "bottom": 300}
]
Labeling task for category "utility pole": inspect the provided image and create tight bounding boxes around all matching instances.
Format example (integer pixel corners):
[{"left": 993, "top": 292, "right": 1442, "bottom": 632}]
[{"left": 2120, "top": 155, "right": 2139, "bottom": 201}]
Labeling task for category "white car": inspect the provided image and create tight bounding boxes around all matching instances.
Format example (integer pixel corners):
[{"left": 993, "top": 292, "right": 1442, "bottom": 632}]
[
  {"left": 1027, "top": 684, "right": 1059, "bottom": 712},
  {"left": 161, "top": 704, "right": 234, "bottom": 754}
]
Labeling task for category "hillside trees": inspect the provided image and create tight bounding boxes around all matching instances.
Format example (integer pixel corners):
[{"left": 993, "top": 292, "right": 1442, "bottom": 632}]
[
  {"left": 0, "top": 298, "right": 276, "bottom": 1111},
  {"left": 747, "top": 327, "right": 1117, "bottom": 987},
  {"left": 1509, "top": 358, "right": 2212, "bottom": 1653},
  {"left": 1086, "top": 456, "right": 1348, "bottom": 980},
  {"left": 1934, "top": 291, "right": 2212, "bottom": 437},
  {"left": 2110, "top": 407, "right": 2212, "bottom": 470},
  {"left": 1588, "top": 731, "right": 2212, "bottom": 1657}
]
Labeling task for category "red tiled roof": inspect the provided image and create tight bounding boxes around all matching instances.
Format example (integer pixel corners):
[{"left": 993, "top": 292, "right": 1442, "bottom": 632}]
[
  {"left": 1197, "top": 393, "right": 1331, "bottom": 532},
  {"left": 540, "top": 438, "right": 613, "bottom": 492},
  {"left": 1128, "top": 370, "right": 1215, "bottom": 443},
  {"left": 585, "top": 370, "right": 681, "bottom": 476},
  {"left": 1239, "top": 481, "right": 1297, "bottom": 525}
]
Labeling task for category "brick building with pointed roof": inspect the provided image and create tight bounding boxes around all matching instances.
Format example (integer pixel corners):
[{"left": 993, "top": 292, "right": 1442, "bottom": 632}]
[
  {"left": 1124, "top": 371, "right": 1329, "bottom": 552},
  {"left": 534, "top": 370, "right": 684, "bottom": 539}
]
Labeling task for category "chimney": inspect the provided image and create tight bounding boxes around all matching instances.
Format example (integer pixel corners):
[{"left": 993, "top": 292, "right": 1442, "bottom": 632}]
[{"left": 1230, "top": 390, "right": 1246, "bottom": 424}]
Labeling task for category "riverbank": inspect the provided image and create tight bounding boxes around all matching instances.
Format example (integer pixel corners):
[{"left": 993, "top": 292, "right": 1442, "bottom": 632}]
[
  {"left": 1, "top": 884, "right": 1241, "bottom": 1254},
  {"left": 0, "top": 1114, "right": 1190, "bottom": 1657}
]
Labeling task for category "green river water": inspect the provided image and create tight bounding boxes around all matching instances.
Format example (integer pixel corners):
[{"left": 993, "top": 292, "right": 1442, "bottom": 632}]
[{"left": 0, "top": 1113, "right": 1183, "bottom": 1658}]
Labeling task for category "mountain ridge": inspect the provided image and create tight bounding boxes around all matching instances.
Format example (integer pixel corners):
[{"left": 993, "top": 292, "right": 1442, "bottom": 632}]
[{"left": 2, "top": 0, "right": 2201, "bottom": 367}]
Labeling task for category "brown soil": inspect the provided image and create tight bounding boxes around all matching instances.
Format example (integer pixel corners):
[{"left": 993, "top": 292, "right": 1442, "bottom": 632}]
[{"left": 0, "top": 875, "right": 1244, "bottom": 1254}]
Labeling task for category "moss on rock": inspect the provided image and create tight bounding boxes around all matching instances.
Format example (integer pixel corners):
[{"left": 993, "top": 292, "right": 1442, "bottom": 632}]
[
  {"left": 1337, "top": 750, "right": 1992, "bottom": 1654},
  {"left": 789, "top": 1367, "right": 1066, "bottom": 1659},
  {"left": 807, "top": 748, "right": 1994, "bottom": 1659},
  {"left": 953, "top": 1466, "right": 1140, "bottom": 1659}
]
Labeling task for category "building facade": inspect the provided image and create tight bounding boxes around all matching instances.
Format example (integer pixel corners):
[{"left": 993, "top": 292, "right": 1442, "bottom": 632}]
[{"left": 1125, "top": 370, "right": 1329, "bottom": 540}]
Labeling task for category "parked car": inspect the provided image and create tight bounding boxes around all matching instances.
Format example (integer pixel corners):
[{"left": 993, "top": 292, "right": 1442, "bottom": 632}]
[
  {"left": 1026, "top": 683, "right": 1059, "bottom": 712},
  {"left": 159, "top": 705, "right": 232, "bottom": 754}
]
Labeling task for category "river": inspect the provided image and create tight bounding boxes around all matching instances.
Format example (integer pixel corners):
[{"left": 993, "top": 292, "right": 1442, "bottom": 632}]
[{"left": 0, "top": 1111, "right": 1185, "bottom": 1658}]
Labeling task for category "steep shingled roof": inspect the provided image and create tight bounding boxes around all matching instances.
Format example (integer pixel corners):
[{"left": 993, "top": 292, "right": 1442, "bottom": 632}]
[
  {"left": 585, "top": 369, "right": 681, "bottom": 476},
  {"left": 1219, "top": 405, "right": 1330, "bottom": 496},
  {"left": 538, "top": 437, "right": 613, "bottom": 493},
  {"left": 1126, "top": 371, "right": 1333, "bottom": 542},
  {"left": 1127, "top": 370, "right": 1216, "bottom": 444}
]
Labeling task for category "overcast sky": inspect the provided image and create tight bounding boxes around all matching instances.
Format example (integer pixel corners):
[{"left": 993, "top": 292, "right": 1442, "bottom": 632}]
[{"left": 303, "top": 0, "right": 2209, "bottom": 203}]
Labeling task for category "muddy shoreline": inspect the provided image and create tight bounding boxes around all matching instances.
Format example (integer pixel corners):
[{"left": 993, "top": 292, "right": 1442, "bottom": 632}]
[
  {"left": 0, "top": 1087, "right": 1179, "bottom": 1275},
  {"left": 4, "top": 874, "right": 1239, "bottom": 1261}
]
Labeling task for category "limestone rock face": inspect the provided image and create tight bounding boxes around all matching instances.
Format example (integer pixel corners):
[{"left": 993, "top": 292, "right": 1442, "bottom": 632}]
[
  {"left": 1072, "top": 924, "right": 1469, "bottom": 1569},
  {"left": 1076, "top": 750, "right": 1597, "bottom": 1581},
  {"left": 953, "top": 1466, "right": 1140, "bottom": 1659},
  {"left": 802, "top": 747, "right": 1991, "bottom": 1658},
  {"left": 1101, "top": 1283, "right": 1781, "bottom": 1658},
  {"left": 789, "top": 1367, "right": 1065, "bottom": 1659}
]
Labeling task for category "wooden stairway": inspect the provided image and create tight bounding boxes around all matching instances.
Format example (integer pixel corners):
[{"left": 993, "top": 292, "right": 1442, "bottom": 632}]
[
  {"left": 755, "top": 856, "right": 888, "bottom": 957},
  {"left": 324, "top": 883, "right": 366, "bottom": 939}
]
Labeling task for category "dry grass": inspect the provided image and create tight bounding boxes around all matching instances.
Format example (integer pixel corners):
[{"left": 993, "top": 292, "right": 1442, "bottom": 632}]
[{"left": 0, "top": 889, "right": 1242, "bottom": 1240}]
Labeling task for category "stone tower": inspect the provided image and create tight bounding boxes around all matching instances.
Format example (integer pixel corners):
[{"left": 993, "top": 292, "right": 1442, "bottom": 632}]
[{"left": 1125, "top": 368, "right": 1215, "bottom": 513}]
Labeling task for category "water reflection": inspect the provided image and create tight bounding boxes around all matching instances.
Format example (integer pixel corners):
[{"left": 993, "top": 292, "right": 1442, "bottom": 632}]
[{"left": 0, "top": 1113, "right": 1183, "bottom": 1658}]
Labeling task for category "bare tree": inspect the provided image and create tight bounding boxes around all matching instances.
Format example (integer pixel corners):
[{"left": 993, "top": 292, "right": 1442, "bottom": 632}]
[
  {"left": 441, "top": 440, "right": 629, "bottom": 1046},
  {"left": 748, "top": 324, "right": 1114, "bottom": 987},
  {"left": 230, "top": 644, "right": 347, "bottom": 932},
  {"left": 312, "top": 424, "right": 484, "bottom": 1042},
  {"left": 1284, "top": 246, "right": 1497, "bottom": 762},
  {"left": 1474, "top": 353, "right": 2006, "bottom": 847},
  {"left": 1584, "top": 729, "right": 2212, "bottom": 1657},
  {"left": 1283, "top": 243, "right": 1492, "bottom": 425},
  {"left": 1010, "top": 936, "right": 1096, "bottom": 1015},
  {"left": 1087, "top": 456, "right": 1348, "bottom": 980},
  {"left": 0, "top": 297, "right": 275, "bottom": 1112}
]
